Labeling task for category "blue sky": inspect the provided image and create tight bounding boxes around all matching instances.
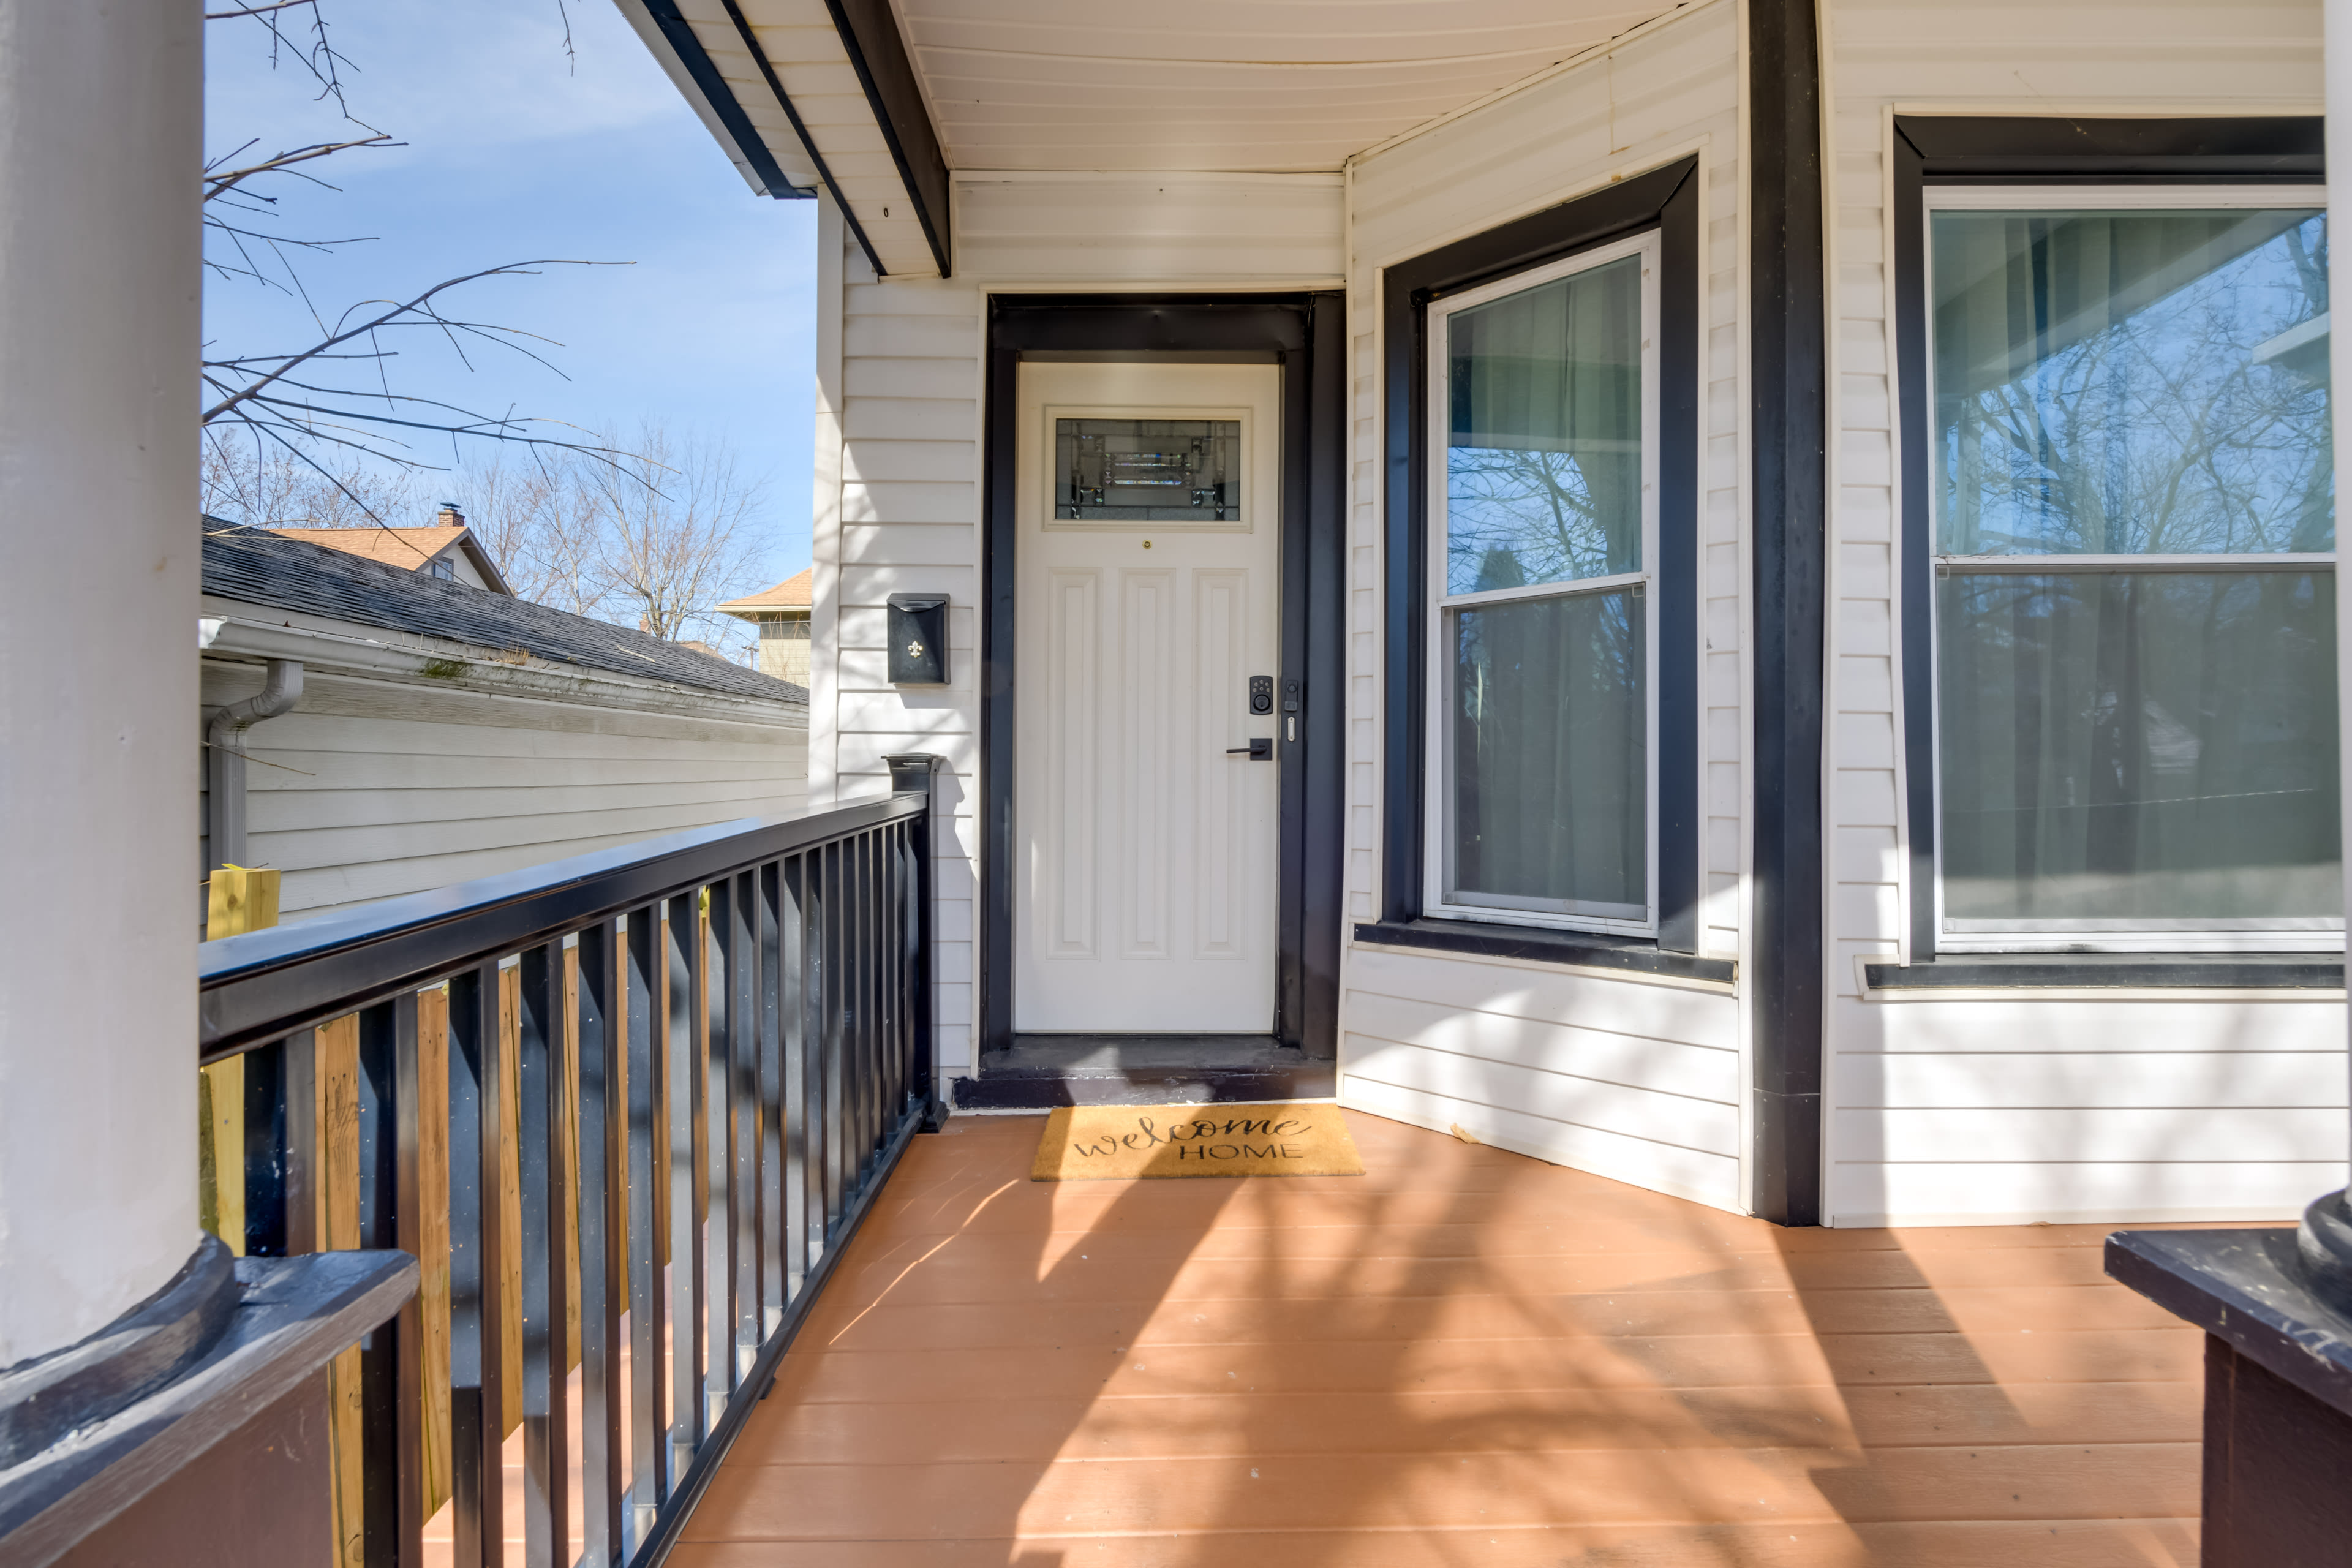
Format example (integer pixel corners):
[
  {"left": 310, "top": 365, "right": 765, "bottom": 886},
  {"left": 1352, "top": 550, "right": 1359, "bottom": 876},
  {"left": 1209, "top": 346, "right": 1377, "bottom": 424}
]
[{"left": 203, "top": 0, "right": 817, "bottom": 588}]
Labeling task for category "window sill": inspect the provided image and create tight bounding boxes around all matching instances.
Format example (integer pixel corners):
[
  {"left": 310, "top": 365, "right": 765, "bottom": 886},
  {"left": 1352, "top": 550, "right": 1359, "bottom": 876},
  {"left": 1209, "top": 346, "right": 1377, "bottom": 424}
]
[
  {"left": 1352, "top": 918, "right": 1735, "bottom": 986},
  {"left": 1864, "top": 952, "right": 2345, "bottom": 992}
]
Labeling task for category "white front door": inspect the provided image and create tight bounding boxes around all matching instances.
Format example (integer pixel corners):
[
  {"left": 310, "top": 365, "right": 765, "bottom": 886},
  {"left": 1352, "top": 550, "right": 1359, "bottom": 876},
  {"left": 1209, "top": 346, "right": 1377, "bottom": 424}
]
[{"left": 1012, "top": 361, "right": 1282, "bottom": 1033}]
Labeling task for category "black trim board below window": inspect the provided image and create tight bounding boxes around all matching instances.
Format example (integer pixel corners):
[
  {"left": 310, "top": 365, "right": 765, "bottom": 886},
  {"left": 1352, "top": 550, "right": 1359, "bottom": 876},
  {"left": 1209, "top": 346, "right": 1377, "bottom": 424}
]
[
  {"left": 1890, "top": 115, "right": 2328, "bottom": 961},
  {"left": 1355, "top": 919, "right": 1734, "bottom": 986},
  {"left": 1378, "top": 156, "right": 1703, "bottom": 957},
  {"left": 1865, "top": 954, "right": 2343, "bottom": 990}
]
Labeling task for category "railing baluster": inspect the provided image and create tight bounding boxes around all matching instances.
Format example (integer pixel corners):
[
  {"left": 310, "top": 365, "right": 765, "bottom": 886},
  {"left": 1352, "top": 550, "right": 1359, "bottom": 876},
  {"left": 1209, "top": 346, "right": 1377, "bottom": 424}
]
[
  {"left": 780, "top": 855, "right": 810, "bottom": 1300},
  {"left": 575, "top": 921, "right": 624, "bottom": 1565},
  {"left": 729, "top": 870, "right": 760, "bottom": 1379},
  {"left": 446, "top": 965, "right": 503, "bottom": 1567},
  {"left": 757, "top": 861, "right": 785, "bottom": 1334},
  {"left": 240, "top": 1028, "right": 315, "bottom": 1259},
  {"left": 907, "top": 773, "right": 940, "bottom": 1128},
  {"left": 196, "top": 786, "right": 941, "bottom": 1568},
  {"left": 623, "top": 903, "right": 665, "bottom": 1544},
  {"left": 703, "top": 878, "right": 734, "bottom": 1427},
  {"left": 850, "top": 831, "right": 873, "bottom": 1180},
  {"left": 664, "top": 894, "right": 704, "bottom": 1476},
  {"left": 355, "top": 995, "right": 423, "bottom": 1568},
  {"left": 892, "top": 822, "right": 912, "bottom": 1112},
  {"left": 516, "top": 943, "right": 570, "bottom": 1568},
  {"left": 821, "top": 842, "right": 846, "bottom": 1233}
]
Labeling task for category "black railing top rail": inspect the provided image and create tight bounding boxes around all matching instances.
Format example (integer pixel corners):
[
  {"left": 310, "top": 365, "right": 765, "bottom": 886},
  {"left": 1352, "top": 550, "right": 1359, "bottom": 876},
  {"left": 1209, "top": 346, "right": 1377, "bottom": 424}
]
[{"left": 199, "top": 790, "right": 925, "bottom": 1065}]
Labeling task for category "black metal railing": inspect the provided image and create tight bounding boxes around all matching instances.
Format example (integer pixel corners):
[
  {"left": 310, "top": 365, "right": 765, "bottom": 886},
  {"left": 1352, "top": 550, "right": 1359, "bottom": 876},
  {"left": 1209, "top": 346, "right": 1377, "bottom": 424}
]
[{"left": 197, "top": 755, "right": 943, "bottom": 1568}]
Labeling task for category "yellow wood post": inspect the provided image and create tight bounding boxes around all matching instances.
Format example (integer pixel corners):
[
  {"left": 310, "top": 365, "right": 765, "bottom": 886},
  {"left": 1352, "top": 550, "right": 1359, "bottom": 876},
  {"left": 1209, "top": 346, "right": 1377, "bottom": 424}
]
[
  {"left": 316, "top": 1012, "right": 365, "bottom": 1568},
  {"left": 198, "top": 864, "right": 281, "bottom": 1255}
]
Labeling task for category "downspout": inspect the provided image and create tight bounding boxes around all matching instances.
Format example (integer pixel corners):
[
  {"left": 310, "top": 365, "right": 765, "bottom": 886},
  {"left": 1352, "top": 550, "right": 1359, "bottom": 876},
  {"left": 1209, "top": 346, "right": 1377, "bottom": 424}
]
[{"left": 205, "top": 657, "right": 302, "bottom": 872}]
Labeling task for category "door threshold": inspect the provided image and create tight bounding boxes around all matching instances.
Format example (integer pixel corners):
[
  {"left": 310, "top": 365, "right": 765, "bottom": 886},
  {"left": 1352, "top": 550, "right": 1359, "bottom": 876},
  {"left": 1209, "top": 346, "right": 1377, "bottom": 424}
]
[{"left": 951, "top": 1034, "right": 1336, "bottom": 1110}]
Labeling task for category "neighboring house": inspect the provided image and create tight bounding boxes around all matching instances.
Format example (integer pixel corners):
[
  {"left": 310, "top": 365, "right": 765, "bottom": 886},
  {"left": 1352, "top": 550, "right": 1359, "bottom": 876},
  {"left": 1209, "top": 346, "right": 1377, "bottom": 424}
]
[
  {"left": 715, "top": 568, "right": 812, "bottom": 686},
  {"left": 622, "top": 0, "right": 2349, "bottom": 1232},
  {"left": 270, "top": 504, "right": 514, "bottom": 594},
  {"left": 200, "top": 518, "right": 808, "bottom": 925}
]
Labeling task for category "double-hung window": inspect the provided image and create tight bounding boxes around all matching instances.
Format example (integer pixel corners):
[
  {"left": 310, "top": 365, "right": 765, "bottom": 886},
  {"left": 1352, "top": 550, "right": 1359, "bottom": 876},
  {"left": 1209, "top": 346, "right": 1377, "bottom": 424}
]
[
  {"left": 1925, "top": 188, "right": 2339, "bottom": 950},
  {"left": 1425, "top": 232, "right": 1660, "bottom": 934}
]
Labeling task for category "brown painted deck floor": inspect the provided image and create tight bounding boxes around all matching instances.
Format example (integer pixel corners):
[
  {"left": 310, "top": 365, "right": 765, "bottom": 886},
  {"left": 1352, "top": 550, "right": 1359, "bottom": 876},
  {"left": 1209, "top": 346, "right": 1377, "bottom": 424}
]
[{"left": 676, "top": 1109, "right": 2214, "bottom": 1567}]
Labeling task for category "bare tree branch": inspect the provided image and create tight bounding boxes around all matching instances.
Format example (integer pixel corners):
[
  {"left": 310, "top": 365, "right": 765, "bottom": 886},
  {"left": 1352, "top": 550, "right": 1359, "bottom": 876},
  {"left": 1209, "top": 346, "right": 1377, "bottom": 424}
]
[
  {"left": 200, "top": 262, "right": 615, "bottom": 426},
  {"left": 205, "top": 135, "right": 394, "bottom": 203},
  {"left": 205, "top": 2, "right": 322, "bottom": 22}
]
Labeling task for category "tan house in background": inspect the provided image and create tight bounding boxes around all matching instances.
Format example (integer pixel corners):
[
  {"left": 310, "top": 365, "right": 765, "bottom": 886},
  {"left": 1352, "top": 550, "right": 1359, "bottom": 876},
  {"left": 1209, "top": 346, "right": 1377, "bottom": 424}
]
[
  {"left": 715, "top": 567, "right": 811, "bottom": 686},
  {"left": 270, "top": 503, "right": 513, "bottom": 594}
]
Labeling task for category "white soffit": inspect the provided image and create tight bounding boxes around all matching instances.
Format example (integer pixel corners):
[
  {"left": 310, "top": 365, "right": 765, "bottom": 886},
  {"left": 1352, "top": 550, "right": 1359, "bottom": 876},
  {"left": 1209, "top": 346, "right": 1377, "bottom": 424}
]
[{"left": 897, "top": 0, "right": 1689, "bottom": 172}]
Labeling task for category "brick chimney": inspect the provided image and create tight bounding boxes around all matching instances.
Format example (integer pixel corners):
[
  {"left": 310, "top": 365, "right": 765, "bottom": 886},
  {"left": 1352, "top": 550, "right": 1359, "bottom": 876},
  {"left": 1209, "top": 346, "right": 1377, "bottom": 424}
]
[{"left": 437, "top": 502, "right": 465, "bottom": 529}]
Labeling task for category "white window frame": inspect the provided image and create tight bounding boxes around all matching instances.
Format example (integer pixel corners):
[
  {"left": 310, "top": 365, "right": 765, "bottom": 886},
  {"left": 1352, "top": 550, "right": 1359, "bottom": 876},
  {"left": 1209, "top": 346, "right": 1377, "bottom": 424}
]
[
  {"left": 1422, "top": 230, "right": 1663, "bottom": 936},
  {"left": 1921, "top": 183, "right": 2341, "bottom": 953}
]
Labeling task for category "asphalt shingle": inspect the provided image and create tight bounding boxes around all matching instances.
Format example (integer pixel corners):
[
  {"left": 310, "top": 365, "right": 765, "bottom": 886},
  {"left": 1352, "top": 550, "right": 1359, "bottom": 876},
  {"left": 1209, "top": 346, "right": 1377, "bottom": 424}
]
[{"left": 202, "top": 518, "right": 808, "bottom": 705}]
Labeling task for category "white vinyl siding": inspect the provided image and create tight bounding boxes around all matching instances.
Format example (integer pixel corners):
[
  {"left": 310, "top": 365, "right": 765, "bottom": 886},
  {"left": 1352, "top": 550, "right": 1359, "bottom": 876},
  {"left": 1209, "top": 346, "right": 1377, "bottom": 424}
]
[
  {"left": 820, "top": 194, "right": 985, "bottom": 1069},
  {"left": 1345, "top": 945, "right": 1741, "bottom": 1207},
  {"left": 202, "top": 662, "right": 807, "bottom": 926},
  {"left": 1344, "top": 0, "right": 1747, "bottom": 1213},
  {"left": 1822, "top": 0, "right": 2342, "bottom": 1224},
  {"left": 954, "top": 173, "right": 1346, "bottom": 288}
]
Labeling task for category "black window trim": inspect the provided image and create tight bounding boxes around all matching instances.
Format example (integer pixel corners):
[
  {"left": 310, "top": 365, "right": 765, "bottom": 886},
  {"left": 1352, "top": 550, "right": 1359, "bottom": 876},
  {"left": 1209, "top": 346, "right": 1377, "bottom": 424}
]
[
  {"left": 1891, "top": 115, "right": 2329, "bottom": 962},
  {"left": 1377, "top": 156, "right": 1708, "bottom": 978}
]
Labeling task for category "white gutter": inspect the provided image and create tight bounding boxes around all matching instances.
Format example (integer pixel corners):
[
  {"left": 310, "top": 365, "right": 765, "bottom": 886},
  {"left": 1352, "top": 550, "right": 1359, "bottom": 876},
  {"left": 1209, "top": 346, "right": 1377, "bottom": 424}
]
[{"left": 198, "top": 614, "right": 808, "bottom": 731}]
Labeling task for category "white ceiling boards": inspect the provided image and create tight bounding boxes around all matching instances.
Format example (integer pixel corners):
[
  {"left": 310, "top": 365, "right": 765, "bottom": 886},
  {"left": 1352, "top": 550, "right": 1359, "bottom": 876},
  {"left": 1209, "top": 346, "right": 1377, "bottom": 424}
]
[
  {"left": 627, "top": 0, "right": 1689, "bottom": 278},
  {"left": 896, "top": 0, "right": 1684, "bottom": 172}
]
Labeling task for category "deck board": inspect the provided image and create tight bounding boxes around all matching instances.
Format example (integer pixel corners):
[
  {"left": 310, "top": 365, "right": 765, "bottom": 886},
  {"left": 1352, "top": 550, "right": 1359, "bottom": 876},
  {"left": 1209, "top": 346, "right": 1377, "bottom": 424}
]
[{"left": 676, "top": 1109, "right": 2215, "bottom": 1566}]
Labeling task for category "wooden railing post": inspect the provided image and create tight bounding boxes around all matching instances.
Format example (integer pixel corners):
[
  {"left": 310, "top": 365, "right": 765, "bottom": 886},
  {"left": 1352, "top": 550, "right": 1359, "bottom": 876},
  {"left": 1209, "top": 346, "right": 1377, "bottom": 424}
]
[{"left": 881, "top": 754, "right": 944, "bottom": 1129}]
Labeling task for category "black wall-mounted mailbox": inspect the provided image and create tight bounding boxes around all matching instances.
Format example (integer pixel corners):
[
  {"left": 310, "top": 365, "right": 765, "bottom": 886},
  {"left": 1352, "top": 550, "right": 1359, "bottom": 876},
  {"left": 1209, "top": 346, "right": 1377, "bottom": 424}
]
[{"left": 886, "top": 594, "right": 948, "bottom": 686}]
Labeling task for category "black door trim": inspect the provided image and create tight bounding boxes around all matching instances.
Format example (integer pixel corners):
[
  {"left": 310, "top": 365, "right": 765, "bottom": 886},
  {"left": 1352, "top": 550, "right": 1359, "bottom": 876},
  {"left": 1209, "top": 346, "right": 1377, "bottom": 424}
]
[{"left": 979, "top": 293, "right": 1349, "bottom": 1063}]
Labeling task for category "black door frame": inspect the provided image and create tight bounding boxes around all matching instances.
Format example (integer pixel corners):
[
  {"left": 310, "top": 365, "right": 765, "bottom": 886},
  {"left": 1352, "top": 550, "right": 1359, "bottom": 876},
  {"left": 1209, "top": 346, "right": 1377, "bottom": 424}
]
[{"left": 979, "top": 293, "right": 1348, "bottom": 1062}]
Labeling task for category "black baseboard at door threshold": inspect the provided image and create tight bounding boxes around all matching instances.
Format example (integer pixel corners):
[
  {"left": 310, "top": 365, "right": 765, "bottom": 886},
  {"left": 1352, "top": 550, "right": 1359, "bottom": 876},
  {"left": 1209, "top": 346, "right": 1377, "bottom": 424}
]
[{"left": 952, "top": 1035, "right": 1336, "bottom": 1109}]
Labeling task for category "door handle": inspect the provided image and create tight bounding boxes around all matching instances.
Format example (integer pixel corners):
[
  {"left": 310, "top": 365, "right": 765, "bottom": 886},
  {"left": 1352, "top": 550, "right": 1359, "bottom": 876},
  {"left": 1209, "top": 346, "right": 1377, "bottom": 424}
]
[{"left": 1225, "top": 739, "right": 1273, "bottom": 761}]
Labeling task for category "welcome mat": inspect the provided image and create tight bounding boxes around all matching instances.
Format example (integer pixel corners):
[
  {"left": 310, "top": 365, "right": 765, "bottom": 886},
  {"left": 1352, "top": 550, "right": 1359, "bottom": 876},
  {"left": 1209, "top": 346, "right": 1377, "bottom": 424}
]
[{"left": 1031, "top": 1103, "right": 1363, "bottom": 1180}]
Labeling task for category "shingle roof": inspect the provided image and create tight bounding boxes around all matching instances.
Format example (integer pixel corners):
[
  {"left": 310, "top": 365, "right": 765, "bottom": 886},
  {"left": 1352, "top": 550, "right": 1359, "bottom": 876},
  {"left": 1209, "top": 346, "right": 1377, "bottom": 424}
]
[
  {"left": 202, "top": 518, "right": 807, "bottom": 705},
  {"left": 716, "top": 568, "right": 812, "bottom": 616}
]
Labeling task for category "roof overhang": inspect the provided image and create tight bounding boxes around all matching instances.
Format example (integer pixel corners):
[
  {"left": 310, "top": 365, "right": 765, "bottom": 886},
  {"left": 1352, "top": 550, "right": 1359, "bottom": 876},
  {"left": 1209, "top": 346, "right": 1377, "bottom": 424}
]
[
  {"left": 619, "top": 0, "right": 1698, "bottom": 283},
  {"left": 614, "top": 0, "right": 952, "bottom": 277}
]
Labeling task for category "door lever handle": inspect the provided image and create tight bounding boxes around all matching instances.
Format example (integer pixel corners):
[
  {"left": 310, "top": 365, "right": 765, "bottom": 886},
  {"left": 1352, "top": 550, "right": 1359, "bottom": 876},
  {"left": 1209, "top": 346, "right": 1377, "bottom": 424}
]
[{"left": 1225, "top": 738, "right": 1273, "bottom": 761}]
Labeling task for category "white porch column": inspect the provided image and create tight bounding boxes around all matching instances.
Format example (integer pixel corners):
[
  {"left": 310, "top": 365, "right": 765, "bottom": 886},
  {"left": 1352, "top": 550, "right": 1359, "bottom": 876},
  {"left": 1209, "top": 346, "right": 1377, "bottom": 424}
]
[
  {"left": 0, "top": 1, "right": 204, "bottom": 1366},
  {"left": 2333, "top": 0, "right": 2352, "bottom": 1194}
]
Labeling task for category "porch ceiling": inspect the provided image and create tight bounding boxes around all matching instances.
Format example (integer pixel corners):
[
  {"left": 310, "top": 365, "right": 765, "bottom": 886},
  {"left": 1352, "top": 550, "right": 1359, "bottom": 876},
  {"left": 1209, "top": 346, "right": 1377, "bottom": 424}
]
[
  {"left": 626, "top": 0, "right": 1689, "bottom": 279},
  {"left": 895, "top": 0, "right": 1686, "bottom": 173}
]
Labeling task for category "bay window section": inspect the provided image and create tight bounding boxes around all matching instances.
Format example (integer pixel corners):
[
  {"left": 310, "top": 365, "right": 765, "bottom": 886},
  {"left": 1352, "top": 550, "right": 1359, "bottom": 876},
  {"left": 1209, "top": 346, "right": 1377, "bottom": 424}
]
[
  {"left": 1427, "top": 233, "right": 1659, "bottom": 932},
  {"left": 1928, "top": 192, "right": 2340, "bottom": 947}
]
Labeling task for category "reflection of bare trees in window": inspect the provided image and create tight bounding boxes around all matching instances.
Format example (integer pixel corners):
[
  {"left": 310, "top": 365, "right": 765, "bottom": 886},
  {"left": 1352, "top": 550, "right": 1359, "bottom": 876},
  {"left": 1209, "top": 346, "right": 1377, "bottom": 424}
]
[
  {"left": 1937, "top": 216, "right": 2332, "bottom": 557},
  {"left": 1451, "top": 591, "right": 1646, "bottom": 910},
  {"left": 1446, "top": 443, "right": 1640, "bottom": 592}
]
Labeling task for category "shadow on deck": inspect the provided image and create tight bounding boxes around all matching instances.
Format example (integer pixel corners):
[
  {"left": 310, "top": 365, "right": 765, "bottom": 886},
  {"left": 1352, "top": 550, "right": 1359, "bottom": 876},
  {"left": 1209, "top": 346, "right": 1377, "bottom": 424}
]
[{"left": 669, "top": 1110, "right": 2211, "bottom": 1566}]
